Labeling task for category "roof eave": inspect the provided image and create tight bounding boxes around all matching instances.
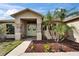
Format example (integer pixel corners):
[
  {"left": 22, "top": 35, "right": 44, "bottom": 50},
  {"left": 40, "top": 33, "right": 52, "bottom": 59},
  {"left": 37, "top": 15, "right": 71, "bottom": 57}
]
[{"left": 10, "top": 8, "right": 43, "bottom": 18}]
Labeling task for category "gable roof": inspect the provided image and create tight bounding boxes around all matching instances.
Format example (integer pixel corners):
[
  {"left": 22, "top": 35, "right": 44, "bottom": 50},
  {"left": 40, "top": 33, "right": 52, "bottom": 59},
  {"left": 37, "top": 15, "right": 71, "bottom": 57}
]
[
  {"left": 11, "top": 8, "right": 43, "bottom": 17},
  {"left": 64, "top": 15, "right": 79, "bottom": 23}
]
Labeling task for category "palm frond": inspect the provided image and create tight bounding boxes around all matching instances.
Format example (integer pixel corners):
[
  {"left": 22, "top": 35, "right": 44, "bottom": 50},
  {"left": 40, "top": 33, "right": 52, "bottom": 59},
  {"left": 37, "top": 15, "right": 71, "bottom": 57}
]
[
  {"left": 68, "top": 7, "right": 77, "bottom": 12},
  {"left": 66, "top": 11, "right": 79, "bottom": 17}
]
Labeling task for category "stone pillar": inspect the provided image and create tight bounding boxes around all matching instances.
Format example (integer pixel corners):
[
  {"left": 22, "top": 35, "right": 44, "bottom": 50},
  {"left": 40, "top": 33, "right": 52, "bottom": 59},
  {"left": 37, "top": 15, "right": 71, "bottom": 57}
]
[
  {"left": 15, "top": 19, "right": 21, "bottom": 40},
  {"left": 37, "top": 18, "right": 42, "bottom": 40}
]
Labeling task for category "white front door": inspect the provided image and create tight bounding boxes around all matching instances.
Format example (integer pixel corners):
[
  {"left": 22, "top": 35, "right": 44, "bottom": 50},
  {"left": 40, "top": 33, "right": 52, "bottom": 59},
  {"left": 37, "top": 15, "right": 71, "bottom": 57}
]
[{"left": 27, "top": 24, "right": 37, "bottom": 37}]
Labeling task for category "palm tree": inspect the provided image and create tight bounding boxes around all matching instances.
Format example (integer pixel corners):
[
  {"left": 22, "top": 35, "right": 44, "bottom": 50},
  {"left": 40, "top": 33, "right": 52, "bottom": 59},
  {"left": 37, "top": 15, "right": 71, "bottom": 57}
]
[
  {"left": 43, "top": 11, "right": 54, "bottom": 39},
  {"left": 43, "top": 11, "right": 53, "bottom": 30},
  {"left": 52, "top": 8, "right": 79, "bottom": 42},
  {"left": 43, "top": 8, "right": 79, "bottom": 42}
]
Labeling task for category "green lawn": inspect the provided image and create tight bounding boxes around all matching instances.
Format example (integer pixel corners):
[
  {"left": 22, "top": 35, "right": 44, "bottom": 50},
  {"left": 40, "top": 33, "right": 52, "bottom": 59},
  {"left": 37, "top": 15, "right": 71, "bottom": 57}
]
[{"left": 0, "top": 40, "right": 23, "bottom": 56}]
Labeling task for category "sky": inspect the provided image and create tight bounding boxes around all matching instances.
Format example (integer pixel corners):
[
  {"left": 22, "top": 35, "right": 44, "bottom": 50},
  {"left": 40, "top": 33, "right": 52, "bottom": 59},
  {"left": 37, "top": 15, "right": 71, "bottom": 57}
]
[{"left": 0, "top": 3, "right": 79, "bottom": 19}]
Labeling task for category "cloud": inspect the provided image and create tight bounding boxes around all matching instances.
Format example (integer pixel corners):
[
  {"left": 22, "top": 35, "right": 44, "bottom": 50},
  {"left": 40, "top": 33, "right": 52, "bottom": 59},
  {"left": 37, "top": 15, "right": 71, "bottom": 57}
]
[
  {"left": 0, "top": 4, "right": 24, "bottom": 10},
  {"left": 0, "top": 10, "right": 5, "bottom": 14},
  {"left": 0, "top": 4, "right": 24, "bottom": 19},
  {"left": 0, "top": 9, "right": 19, "bottom": 20},
  {"left": 31, "top": 7, "right": 47, "bottom": 15},
  {"left": 4, "top": 9, "right": 19, "bottom": 15},
  {"left": 33, "top": 9, "right": 46, "bottom": 14}
]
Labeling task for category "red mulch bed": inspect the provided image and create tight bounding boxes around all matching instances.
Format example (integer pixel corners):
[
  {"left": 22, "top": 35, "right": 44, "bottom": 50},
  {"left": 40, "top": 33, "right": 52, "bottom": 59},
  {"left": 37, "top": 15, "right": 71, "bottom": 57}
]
[{"left": 25, "top": 39, "right": 79, "bottom": 53}]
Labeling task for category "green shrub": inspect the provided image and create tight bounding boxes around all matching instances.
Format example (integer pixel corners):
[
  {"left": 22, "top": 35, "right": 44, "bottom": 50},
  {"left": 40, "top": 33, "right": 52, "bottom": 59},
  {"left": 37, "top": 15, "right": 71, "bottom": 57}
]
[
  {"left": 43, "top": 43, "right": 50, "bottom": 52},
  {"left": 30, "top": 45, "right": 34, "bottom": 50}
]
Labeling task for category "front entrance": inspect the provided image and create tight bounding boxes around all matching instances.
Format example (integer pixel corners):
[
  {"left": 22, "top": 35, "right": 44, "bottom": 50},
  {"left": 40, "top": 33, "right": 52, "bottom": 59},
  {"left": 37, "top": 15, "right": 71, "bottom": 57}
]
[
  {"left": 27, "top": 24, "right": 37, "bottom": 37},
  {"left": 13, "top": 9, "right": 42, "bottom": 40}
]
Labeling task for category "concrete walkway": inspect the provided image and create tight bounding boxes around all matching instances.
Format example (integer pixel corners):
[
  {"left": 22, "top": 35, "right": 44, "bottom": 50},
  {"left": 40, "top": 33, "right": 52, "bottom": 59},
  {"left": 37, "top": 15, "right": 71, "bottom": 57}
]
[{"left": 6, "top": 40, "right": 31, "bottom": 56}]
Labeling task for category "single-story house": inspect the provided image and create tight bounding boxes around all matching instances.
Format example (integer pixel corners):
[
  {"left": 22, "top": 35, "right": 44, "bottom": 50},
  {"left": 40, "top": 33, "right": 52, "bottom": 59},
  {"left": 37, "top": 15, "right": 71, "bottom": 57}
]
[{"left": 0, "top": 8, "right": 79, "bottom": 42}]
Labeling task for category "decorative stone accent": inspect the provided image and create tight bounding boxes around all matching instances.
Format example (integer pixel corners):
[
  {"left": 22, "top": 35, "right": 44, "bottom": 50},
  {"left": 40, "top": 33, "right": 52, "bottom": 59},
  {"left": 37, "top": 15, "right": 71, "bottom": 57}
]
[
  {"left": 15, "top": 20, "right": 21, "bottom": 40},
  {"left": 37, "top": 18, "right": 42, "bottom": 40}
]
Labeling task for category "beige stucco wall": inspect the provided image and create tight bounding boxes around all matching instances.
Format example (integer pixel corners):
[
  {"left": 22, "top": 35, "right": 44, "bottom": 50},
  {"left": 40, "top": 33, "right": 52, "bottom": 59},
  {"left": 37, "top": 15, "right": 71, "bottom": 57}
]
[
  {"left": 67, "top": 19, "right": 79, "bottom": 42},
  {"left": 14, "top": 10, "right": 42, "bottom": 40}
]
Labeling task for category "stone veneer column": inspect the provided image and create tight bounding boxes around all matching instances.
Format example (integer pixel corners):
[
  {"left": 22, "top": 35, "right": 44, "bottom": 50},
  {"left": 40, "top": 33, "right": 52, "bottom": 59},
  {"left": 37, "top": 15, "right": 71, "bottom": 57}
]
[
  {"left": 37, "top": 18, "right": 42, "bottom": 40},
  {"left": 15, "top": 19, "right": 21, "bottom": 40}
]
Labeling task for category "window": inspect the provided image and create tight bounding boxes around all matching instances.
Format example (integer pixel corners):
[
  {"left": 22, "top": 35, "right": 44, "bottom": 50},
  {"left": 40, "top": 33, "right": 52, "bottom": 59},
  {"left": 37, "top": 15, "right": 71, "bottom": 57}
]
[{"left": 6, "top": 24, "right": 14, "bottom": 34}]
